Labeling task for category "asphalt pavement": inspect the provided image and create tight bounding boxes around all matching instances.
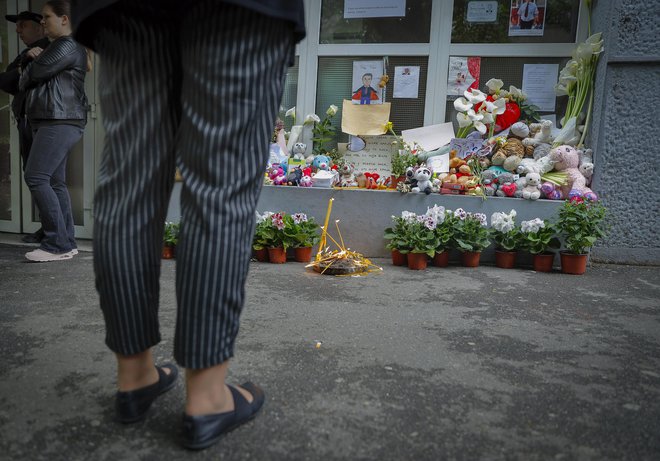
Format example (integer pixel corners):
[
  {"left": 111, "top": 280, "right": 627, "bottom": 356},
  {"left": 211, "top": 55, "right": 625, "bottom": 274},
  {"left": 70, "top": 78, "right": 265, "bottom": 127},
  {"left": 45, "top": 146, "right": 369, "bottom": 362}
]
[{"left": 0, "top": 241, "right": 659, "bottom": 461}]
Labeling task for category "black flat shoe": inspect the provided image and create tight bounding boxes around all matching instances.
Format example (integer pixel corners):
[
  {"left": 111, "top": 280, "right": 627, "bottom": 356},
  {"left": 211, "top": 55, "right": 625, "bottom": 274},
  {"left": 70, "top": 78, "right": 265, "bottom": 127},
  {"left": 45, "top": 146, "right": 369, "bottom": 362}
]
[
  {"left": 115, "top": 363, "right": 179, "bottom": 423},
  {"left": 181, "top": 382, "right": 265, "bottom": 450}
]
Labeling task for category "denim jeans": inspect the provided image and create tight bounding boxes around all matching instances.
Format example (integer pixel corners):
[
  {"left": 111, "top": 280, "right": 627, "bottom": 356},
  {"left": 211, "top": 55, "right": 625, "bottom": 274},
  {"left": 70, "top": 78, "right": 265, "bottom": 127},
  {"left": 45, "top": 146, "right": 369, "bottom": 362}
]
[{"left": 24, "top": 124, "right": 84, "bottom": 253}]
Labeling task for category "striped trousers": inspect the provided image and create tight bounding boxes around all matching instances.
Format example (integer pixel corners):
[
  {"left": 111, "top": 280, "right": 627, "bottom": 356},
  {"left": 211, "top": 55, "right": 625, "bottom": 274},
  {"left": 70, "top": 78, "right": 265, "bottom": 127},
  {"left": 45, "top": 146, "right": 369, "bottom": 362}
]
[{"left": 92, "top": 1, "right": 294, "bottom": 368}]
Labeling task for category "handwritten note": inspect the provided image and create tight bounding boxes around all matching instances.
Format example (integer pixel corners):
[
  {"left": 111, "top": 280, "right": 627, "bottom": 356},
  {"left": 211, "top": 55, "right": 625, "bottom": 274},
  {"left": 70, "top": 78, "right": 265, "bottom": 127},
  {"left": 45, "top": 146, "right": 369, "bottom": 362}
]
[
  {"left": 338, "top": 135, "right": 396, "bottom": 177},
  {"left": 522, "top": 64, "right": 559, "bottom": 112}
]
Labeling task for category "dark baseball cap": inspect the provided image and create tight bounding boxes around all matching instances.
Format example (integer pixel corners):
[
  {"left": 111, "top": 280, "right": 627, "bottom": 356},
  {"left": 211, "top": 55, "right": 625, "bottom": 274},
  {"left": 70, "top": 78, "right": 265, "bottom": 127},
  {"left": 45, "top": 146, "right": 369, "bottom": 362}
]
[{"left": 5, "top": 11, "right": 43, "bottom": 24}]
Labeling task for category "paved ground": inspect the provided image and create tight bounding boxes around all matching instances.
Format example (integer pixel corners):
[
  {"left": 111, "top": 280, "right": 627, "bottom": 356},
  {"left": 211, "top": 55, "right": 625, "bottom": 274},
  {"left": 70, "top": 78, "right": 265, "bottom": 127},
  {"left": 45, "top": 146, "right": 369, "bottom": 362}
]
[{"left": 0, "top": 241, "right": 659, "bottom": 461}]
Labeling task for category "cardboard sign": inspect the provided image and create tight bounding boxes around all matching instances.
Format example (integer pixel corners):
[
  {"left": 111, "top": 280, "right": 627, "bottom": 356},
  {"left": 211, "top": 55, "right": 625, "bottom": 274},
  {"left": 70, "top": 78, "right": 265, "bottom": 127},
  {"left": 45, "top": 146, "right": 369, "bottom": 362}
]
[{"left": 338, "top": 135, "right": 396, "bottom": 177}]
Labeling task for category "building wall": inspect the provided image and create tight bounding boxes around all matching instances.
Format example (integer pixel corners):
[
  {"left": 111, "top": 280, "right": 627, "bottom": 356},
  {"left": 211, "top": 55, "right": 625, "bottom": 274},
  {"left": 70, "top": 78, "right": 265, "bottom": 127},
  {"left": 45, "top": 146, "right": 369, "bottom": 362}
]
[{"left": 590, "top": 0, "right": 660, "bottom": 265}]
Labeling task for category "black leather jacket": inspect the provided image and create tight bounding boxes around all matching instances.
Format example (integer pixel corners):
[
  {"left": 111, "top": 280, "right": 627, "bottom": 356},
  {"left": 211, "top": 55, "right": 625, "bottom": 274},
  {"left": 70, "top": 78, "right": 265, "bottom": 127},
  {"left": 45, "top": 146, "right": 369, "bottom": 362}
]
[{"left": 19, "top": 35, "right": 88, "bottom": 123}]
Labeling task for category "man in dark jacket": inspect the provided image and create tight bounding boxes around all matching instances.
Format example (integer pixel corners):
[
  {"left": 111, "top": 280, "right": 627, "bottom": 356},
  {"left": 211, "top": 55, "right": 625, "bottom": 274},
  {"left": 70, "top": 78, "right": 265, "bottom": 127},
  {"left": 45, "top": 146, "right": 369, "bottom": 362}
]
[{"left": 0, "top": 11, "right": 50, "bottom": 243}]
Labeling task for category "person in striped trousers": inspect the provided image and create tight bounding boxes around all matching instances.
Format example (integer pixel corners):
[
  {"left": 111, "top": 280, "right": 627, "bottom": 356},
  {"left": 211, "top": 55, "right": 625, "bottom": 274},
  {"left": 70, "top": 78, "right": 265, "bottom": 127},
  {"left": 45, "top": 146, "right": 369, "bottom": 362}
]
[{"left": 72, "top": 0, "right": 305, "bottom": 450}]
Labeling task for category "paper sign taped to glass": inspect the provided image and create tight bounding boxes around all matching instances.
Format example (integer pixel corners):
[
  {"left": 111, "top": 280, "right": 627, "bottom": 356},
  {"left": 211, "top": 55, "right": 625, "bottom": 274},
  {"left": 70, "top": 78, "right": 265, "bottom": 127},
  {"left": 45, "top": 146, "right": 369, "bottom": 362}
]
[{"left": 341, "top": 100, "right": 391, "bottom": 136}]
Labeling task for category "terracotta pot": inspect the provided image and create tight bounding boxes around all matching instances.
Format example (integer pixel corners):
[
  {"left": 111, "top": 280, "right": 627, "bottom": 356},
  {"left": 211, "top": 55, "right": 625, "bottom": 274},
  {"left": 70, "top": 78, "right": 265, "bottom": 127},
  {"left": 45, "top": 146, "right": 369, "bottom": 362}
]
[
  {"left": 294, "top": 246, "right": 313, "bottom": 263},
  {"left": 407, "top": 252, "right": 428, "bottom": 270},
  {"left": 253, "top": 248, "right": 269, "bottom": 262},
  {"left": 560, "top": 251, "right": 588, "bottom": 275},
  {"left": 391, "top": 249, "right": 407, "bottom": 266},
  {"left": 532, "top": 253, "right": 554, "bottom": 272},
  {"left": 267, "top": 247, "right": 287, "bottom": 264},
  {"left": 460, "top": 251, "right": 481, "bottom": 267},
  {"left": 162, "top": 245, "right": 175, "bottom": 259},
  {"left": 495, "top": 250, "right": 517, "bottom": 269},
  {"left": 432, "top": 250, "right": 450, "bottom": 267}
]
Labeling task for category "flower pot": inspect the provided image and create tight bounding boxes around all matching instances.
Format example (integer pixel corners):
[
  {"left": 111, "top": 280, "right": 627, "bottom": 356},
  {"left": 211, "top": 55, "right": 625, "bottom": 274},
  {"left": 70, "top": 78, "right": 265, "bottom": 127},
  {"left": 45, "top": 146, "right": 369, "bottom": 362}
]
[
  {"left": 532, "top": 253, "right": 554, "bottom": 272},
  {"left": 294, "top": 246, "right": 313, "bottom": 263},
  {"left": 495, "top": 250, "right": 517, "bottom": 269},
  {"left": 432, "top": 250, "right": 450, "bottom": 267},
  {"left": 407, "top": 252, "right": 428, "bottom": 270},
  {"left": 162, "top": 245, "right": 175, "bottom": 259},
  {"left": 560, "top": 251, "right": 588, "bottom": 275},
  {"left": 460, "top": 251, "right": 481, "bottom": 267},
  {"left": 253, "top": 248, "right": 269, "bottom": 262},
  {"left": 391, "top": 249, "right": 407, "bottom": 266},
  {"left": 267, "top": 247, "right": 287, "bottom": 264}
]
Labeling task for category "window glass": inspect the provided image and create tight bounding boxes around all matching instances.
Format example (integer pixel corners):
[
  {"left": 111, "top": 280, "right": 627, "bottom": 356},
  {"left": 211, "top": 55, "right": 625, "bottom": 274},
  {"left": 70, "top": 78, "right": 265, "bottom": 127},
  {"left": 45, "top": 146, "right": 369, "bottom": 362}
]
[
  {"left": 320, "top": 0, "right": 432, "bottom": 44},
  {"left": 445, "top": 56, "right": 570, "bottom": 131},
  {"left": 452, "top": 0, "right": 580, "bottom": 44},
  {"left": 0, "top": 2, "right": 12, "bottom": 221},
  {"left": 316, "top": 56, "right": 428, "bottom": 146},
  {"left": 278, "top": 56, "right": 299, "bottom": 131}
]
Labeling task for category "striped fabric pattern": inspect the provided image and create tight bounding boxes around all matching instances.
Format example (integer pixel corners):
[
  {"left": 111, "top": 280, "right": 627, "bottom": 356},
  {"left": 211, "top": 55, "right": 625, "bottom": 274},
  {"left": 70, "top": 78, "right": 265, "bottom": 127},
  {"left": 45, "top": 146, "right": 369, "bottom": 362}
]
[{"left": 92, "top": 1, "right": 293, "bottom": 368}]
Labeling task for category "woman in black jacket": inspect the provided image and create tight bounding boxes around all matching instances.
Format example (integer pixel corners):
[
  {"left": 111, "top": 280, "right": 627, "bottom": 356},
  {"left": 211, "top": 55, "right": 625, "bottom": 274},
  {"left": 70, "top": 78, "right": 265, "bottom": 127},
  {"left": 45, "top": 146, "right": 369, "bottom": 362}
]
[{"left": 20, "top": 0, "right": 87, "bottom": 262}]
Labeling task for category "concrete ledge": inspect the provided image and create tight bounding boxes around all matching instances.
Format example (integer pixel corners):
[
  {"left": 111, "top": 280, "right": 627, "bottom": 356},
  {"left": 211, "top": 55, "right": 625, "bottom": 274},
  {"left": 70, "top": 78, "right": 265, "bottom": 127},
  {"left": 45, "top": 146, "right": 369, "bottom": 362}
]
[
  {"left": 253, "top": 186, "right": 563, "bottom": 259},
  {"left": 592, "top": 247, "right": 660, "bottom": 266}
]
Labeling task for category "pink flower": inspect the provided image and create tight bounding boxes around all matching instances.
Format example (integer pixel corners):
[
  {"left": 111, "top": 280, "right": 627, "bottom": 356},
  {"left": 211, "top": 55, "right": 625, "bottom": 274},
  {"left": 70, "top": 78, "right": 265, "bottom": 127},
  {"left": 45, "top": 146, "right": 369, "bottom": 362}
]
[
  {"left": 271, "top": 213, "right": 285, "bottom": 230},
  {"left": 292, "top": 213, "right": 308, "bottom": 224}
]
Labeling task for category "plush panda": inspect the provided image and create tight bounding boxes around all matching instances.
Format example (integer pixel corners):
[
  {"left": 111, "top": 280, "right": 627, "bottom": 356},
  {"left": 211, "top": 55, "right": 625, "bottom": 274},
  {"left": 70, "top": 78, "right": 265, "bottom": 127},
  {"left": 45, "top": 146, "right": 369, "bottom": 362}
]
[{"left": 412, "top": 166, "right": 434, "bottom": 195}]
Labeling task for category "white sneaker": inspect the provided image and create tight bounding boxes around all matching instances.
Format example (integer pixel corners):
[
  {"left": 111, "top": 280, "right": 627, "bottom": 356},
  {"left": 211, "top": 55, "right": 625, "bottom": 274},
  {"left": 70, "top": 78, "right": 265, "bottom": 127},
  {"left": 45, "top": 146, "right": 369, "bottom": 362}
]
[{"left": 25, "top": 248, "right": 75, "bottom": 262}]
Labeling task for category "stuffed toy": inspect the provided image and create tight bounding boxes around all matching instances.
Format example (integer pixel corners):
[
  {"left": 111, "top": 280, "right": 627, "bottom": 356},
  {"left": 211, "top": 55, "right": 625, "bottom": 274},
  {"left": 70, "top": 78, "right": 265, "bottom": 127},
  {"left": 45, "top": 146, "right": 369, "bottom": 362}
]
[
  {"left": 355, "top": 172, "right": 367, "bottom": 188},
  {"left": 521, "top": 173, "right": 541, "bottom": 200},
  {"left": 540, "top": 145, "right": 598, "bottom": 200},
  {"left": 491, "top": 138, "right": 524, "bottom": 172},
  {"left": 495, "top": 172, "right": 517, "bottom": 198},
  {"left": 532, "top": 143, "right": 552, "bottom": 160},
  {"left": 523, "top": 120, "right": 555, "bottom": 150},
  {"left": 516, "top": 155, "right": 555, "bottom": 176},
  {"left": 403, "top": 166, "right": 418, "bottom": 190},
  {"left": 311, "top": 154, "right": 331, "bottom": 172},
  {"left": 267, "top": 164, "right": 284, "bottom": 182},
  {"left": 286, "top": 166, "right": 303, "bottom": 186},
  {"left": 339, "top": 163, "right": 358, "bottom": 187},
  {"left": 299, "top": 175, "right": 313, "bottom": 187},
  {"left": 364, "top": 172, "right": 380, "bottom": 189},
  {"left": 291, "top": 142, "right": 307, "bottom": 160},
  {"left": 412, "top": 166, "right": 434, "bottom": 194},
  {"left": 481, "top": 169, "right": 499, "bottom": 196},
  {"left": 578, "top": 148, "right": 594, "bottom": 185},
  {"left": 509, "top": 121, "right": 530, "bottom": 140}
]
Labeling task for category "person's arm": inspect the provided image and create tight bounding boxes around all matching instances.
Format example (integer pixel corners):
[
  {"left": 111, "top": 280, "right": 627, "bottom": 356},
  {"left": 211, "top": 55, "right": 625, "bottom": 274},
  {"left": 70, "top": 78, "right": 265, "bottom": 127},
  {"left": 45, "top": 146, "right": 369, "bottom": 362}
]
[
  {"left": 0, "top": 54, "right": 24, "bottom": 95},
  {"left": 19, "top": 39, "right": 82, "bottom": 91}
]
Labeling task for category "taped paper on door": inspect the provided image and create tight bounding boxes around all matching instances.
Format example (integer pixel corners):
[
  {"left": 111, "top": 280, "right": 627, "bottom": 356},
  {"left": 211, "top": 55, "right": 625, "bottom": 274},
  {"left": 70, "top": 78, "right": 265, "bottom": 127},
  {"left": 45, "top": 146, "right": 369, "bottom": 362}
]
[
  {"left": 341, "top": 100, "right": 391, "bottom": 136},
  {"left": 402, "top": 122, "right": 454, "bottom": 151}
]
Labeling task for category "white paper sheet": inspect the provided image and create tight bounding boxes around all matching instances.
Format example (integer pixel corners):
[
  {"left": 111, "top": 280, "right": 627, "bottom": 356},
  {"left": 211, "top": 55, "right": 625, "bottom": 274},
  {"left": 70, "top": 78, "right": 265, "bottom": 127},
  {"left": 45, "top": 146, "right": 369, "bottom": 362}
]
[
  {"left": 402, "top": 123, "right": 455, "bottom": 152},
  {"left": 344, "top": 0, "right": 406, "bottom": 19},
  {"left": 393, "top": 66, "right": 420, "bottom": 99},
  {"left": 466, "top": 1, "right": 498, "bottom": 22},
  {"left": 522, "top": 63, "right": 559, "bottom": 112}
]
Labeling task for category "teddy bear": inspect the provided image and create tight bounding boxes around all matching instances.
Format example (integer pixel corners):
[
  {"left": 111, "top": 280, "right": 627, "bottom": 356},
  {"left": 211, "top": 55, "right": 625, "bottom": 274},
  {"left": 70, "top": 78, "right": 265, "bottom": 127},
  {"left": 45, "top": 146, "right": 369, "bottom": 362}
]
[
  {"left": 291, "top": 142, "right": 307, "bottom": 160},
  {"left": 480, "top": 169, "right": 499, "bottom": 196},
  {"left": 495, "top": 172, "right": 517, "bottom": 198},
  {"left": 516, "top": 154, "right": 555, "bottom": 176},
  {"left": 523, "top": 120, "right": 555, "bottom": 148},
  {"left": 521, "top": 172, "right": 541, "bottom": 200},
  {"left": 491, "top": 138, "right": 524, "bottom": 172},
  {"left": 411, "top": 166, "right": 434, "bottom": 194},
  {"left": 311, "top": 154, "right": 331, "bottom": 172},
  {"left": 540, "top": 145, "right": 598, "bottom": 200},
  {"left": 578, "top": 148, "right": 594, "bottom": 186},
  {"left": 509, "top": 121, "right": 530, "bottom": 140},
  {"left": 267, "top": 164, "right": 284, "bottom": 182},
  {"left": 339, "top": 163, "right": 358, "bottom": 187}
]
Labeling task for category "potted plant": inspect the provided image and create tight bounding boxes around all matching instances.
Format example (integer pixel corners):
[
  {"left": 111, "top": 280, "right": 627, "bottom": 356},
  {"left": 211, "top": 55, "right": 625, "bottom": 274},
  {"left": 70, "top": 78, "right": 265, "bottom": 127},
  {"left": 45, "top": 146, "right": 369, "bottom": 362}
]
[
  {"left": 384, "top": 212, "right": 413, "bottom": 266},
  {"left": 520, "top": 218, "right": 561, "bottom": 272},
  {"left": 283, "top": 213, "right": 321, "bottom": 262},
  {"left": 428, "top": 205, "right": 455, "bottom": 267},
  {"left": 162, "top": 221, "right": 179, "bottom": 259},
  {"left": 259, "top": 212, "right": 290, "bottom": 263},
  {"left": 252, "top": 212, "right": 274, "bottom": 262},
  {"left": 557, "top": 197, "right": 607, "bottom": 274},
  {"left": 452, "top": 209, "right": 490, "bottom": 267},
  {"left": 490, "top": 209, "right": 521, "bottom": 269}
]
